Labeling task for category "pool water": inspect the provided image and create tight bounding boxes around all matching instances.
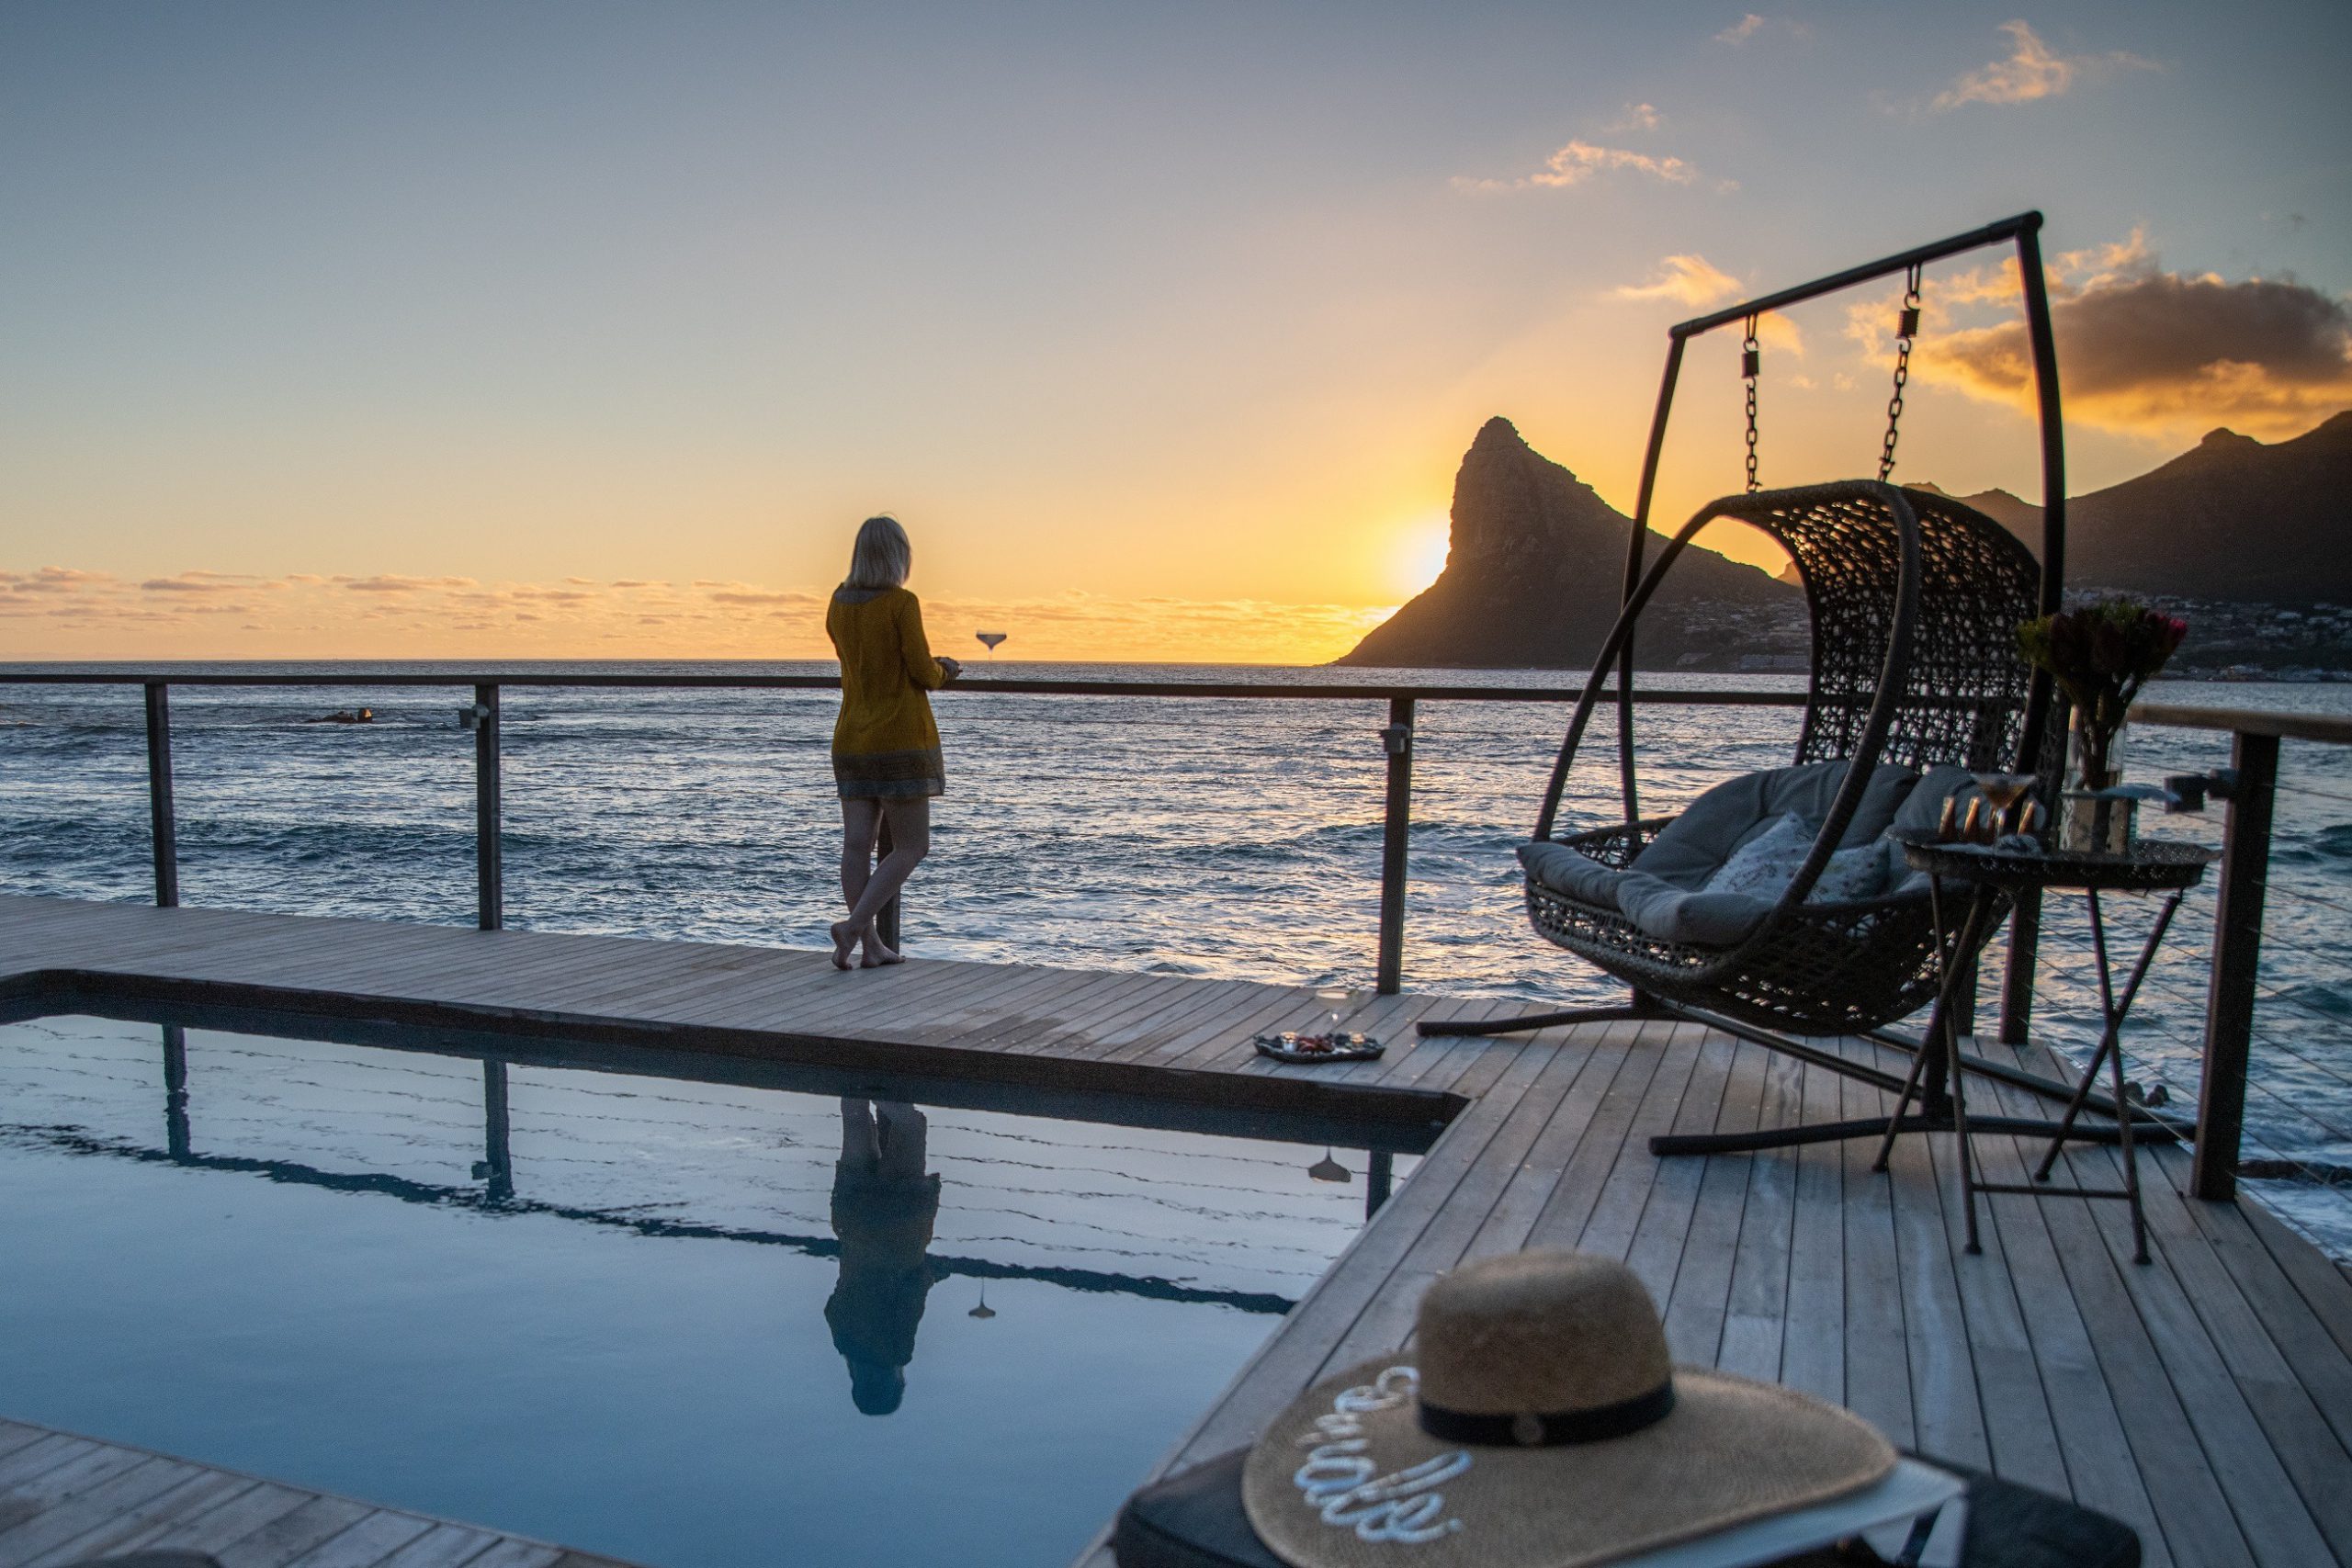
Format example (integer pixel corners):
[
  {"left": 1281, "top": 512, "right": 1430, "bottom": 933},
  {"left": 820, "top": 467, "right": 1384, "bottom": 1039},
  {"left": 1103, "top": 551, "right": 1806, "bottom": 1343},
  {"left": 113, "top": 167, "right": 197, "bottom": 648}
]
[{"left": 0, "top": 1013, "right": 1421, "bottom": 1568}]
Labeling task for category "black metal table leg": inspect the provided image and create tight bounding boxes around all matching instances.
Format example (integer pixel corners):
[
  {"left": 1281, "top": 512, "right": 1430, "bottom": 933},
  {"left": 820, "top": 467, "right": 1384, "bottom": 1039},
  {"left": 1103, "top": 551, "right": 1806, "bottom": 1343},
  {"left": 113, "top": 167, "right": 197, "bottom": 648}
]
[
  {"left": 1945, "top": 897, "right": 1985, "bottom": 1254},
  {"left": 2030, "top": 889, "right": 2182, "bottom": 1264},
  {"left": 1872, "top": 874, "right": 1991, "bottom": 1175}
]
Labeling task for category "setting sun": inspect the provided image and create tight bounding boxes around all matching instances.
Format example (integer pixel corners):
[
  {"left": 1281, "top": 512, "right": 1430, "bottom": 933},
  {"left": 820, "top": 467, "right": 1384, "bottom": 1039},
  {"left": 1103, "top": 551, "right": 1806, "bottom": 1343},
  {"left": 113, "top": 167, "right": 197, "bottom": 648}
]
[{"left": 1392, "top": 516, "right": 1453, "bottom": 601}]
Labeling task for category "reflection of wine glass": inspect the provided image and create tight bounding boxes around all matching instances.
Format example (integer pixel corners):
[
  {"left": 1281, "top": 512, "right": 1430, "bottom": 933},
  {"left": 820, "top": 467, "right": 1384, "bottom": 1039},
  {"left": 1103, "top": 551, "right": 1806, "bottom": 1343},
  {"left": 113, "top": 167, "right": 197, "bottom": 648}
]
[
  {"left": 1973, "top": 773, "right": 2037, "bottom": 834},
  {"left": 1316, "top": 986, "right": 1351, "bottom": 1043}
]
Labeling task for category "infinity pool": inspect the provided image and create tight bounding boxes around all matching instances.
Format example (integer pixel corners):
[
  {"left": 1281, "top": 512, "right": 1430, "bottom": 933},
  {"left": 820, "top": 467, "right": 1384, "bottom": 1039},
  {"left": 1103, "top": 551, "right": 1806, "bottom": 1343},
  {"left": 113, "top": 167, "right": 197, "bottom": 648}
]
[{"left": 0, "top": 1012, "right": 1425, "bottom": 1567}]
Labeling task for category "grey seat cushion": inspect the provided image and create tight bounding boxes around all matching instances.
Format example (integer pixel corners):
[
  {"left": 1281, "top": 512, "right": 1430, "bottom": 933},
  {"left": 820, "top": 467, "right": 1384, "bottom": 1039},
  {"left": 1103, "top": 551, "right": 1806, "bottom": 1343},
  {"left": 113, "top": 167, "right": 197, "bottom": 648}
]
[
  {"left": 1519, "top": 839, "right": 1637, "bottom": 907},
  {"left": 1633, "top": 758, "right": 1922, "bottom": 890},
  {"left": 1613, "top": 872, "right": 1779, "bottom": 945},
  {"left": 1520, "top": 760, "right": 1928, "bottom": 948}
]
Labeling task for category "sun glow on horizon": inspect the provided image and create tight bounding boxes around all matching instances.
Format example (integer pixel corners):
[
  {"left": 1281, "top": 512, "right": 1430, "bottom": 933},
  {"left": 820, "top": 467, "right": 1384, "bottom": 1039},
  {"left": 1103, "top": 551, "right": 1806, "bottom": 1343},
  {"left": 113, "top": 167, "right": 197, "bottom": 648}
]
[{"left": 1390, "top": 516, "right": 1453, "bottom": 601}]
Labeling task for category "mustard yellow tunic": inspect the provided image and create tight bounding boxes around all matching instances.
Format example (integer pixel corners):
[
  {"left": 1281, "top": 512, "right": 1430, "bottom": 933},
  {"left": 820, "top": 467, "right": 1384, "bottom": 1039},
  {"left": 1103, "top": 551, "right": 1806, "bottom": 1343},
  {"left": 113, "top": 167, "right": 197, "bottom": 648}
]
[{"left": 826, "top": 585, "right": 949, "bottom": 798}]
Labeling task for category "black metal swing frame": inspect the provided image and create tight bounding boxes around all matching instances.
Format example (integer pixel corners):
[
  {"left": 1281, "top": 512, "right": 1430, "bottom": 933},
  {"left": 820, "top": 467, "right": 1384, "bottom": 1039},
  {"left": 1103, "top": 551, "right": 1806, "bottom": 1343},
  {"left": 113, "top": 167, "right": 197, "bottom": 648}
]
[{"left": 1418, "top": 212, "right": 2185, "bottom": 1158}]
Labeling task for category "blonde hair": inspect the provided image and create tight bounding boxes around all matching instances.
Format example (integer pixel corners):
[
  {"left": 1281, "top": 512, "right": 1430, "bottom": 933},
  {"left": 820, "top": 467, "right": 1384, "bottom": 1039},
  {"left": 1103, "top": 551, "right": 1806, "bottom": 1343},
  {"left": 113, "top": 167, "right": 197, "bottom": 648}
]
[{"left": 842, "top": 514, "right": 912, "bottom": 591}]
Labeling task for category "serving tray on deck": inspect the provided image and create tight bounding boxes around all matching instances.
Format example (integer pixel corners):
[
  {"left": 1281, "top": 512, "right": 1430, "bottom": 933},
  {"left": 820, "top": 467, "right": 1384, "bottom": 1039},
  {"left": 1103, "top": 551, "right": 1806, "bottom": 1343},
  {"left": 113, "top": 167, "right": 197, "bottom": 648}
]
[{"left": 1252, "top": 1032, "right": 1383, "bottom": 1064}]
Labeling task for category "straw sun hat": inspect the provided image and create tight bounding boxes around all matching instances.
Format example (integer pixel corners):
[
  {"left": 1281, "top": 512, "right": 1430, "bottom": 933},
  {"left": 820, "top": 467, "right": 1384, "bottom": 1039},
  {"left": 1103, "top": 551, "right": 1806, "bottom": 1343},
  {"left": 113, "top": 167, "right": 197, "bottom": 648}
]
[{"left": 1241, "top": 1251, "right": 1894, "bottom": 1568}]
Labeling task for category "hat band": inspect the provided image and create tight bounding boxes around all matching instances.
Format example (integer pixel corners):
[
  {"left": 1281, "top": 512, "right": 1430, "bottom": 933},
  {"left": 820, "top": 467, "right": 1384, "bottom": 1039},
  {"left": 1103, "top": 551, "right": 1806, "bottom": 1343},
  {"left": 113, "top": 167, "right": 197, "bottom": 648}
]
[{"left": 1417, "top": 1377, "right": 1675, "bottom": 1448}]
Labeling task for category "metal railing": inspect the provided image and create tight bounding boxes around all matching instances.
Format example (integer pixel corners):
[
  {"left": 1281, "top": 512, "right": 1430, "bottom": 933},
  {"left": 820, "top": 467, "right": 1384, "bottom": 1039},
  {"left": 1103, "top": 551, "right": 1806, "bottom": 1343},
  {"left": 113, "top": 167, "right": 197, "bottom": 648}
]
[{"left": 0, "top": 669, "right": 1810, "bottom": 997}]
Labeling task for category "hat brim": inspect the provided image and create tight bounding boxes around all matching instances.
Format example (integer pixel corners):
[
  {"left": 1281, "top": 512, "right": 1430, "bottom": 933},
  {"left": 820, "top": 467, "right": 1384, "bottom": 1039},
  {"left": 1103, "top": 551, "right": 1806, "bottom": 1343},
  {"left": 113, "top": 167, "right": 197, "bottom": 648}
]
[{"left": 1242, "top": 1357, "right": 1895, "bottom": 1568}]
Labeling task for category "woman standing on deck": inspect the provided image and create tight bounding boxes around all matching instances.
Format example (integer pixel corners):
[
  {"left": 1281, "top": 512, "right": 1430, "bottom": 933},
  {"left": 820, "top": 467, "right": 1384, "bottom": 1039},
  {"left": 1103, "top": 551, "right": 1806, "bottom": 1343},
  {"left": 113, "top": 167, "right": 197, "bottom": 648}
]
[{"left": 826, "top": 515, "right": 959, "bottom": 969}]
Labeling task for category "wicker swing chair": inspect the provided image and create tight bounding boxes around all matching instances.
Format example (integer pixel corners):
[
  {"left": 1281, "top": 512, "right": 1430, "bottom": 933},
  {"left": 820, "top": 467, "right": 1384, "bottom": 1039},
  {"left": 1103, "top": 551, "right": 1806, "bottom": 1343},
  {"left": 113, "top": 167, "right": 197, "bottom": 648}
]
[
  {"left": 1423, "top": 215, "right": 2075, "bottom": 1145},
  {"left": 1523, "top": 480, "right": 2039, "bottom": 1033}
]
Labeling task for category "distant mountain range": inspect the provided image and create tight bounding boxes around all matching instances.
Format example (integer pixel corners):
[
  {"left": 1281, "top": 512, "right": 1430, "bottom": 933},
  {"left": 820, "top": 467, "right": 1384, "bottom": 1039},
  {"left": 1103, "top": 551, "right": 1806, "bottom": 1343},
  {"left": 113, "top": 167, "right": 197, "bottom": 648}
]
[
  {"left": 1338, "top": 412, "right": 2352, "bottom": 671},
  {"left": 1917, "top": 410, "right": 2352, "bottom": 603}
]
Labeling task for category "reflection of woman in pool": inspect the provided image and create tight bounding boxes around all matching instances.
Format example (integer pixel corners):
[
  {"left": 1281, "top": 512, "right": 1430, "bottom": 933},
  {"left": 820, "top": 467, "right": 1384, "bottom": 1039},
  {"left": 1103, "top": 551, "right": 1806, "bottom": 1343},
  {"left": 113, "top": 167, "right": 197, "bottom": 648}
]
[{"left": 825, "top": 1100, "right": 944, "bottom": 1416}]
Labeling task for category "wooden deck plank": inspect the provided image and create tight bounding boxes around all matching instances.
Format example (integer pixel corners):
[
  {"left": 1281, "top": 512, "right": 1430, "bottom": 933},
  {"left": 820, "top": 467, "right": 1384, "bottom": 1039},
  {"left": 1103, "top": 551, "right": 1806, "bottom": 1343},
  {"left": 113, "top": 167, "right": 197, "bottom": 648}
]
[
  {"left": 1715, "top": 1050, "right": 1803, "bottom": 1383},
  {"left": 0, "top": 1419, "right": 634, "bottom": 1568},
  {"left": 1913, "top": 1078, "right": 2067, "bottom": 1489},
  {"left": 2027, "top": 1092, "right": 2336, "bottom": 1567},
  {"left": 0, "top": 1439, "right": 96, "bottom": 1502},
  {"left": 1777, "top": 1058, "right": 1849, "bottom": 1408},
  {"left": 1551, "top": 1022, "right": 1707, "bottom": 1262},
  {"left": 211, "top": 1495, "right": 381, "bottom": 1568},
  {"left": 0, "top": 1457, "right": 198, "bottom": 1568},
  {"left": 17, "top": 1467, "right": 252, "bottom": 1568},
  {"left": 456, "top": 1540, "right": 564, "bottom": 1568},
  {"left": 372, "top": 1521, "right": 503, "bottom": 1568},
  {"left": 1837, "top": 1043, "right": 1919, "bottom": 1451},
  {"left": 1869, "top": 1039, "right": 1990, "bottom": 1472},
  {"left": 276, "top": 1507, "right": 435, "bottom": 1568},
  {"left": 1958, "top": 1074, "right": 2174, "bottom": 1565},
  {"left": 115, "top": 1482, "right": 318, "bottom": 1560},
  {"left": 1657, "top": 1029, "right": 1771, "bottom": 1366},
  {"left": 0, "top": 1445, "right": 152, "bottom": 1515},
  {"left": 1310, "top": 1026, "right": 1622, "bottom": 1368},
  {"left": 1463, "top": 1021, "right": 1644, "bottom": 1258}
]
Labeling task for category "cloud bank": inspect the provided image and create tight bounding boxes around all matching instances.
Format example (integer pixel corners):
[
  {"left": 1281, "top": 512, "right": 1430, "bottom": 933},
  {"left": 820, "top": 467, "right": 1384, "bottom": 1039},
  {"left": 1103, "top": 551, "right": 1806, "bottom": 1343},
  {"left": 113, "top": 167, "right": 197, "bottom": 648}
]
[
  {"left": 0, "top": 570, "right": 1394, "bottom": 664},
  {"left": 1892, "top": 237, "right": 2352, "bottom": 439}
]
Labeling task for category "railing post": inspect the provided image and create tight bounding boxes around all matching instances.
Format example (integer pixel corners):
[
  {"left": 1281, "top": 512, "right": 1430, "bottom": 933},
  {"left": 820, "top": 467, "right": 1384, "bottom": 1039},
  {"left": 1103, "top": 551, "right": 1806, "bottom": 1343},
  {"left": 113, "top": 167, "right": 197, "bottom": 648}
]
[
  {"left": 474, "top": 682, "right": 503, "bottom": 931},
  {"left": 2193, "top": 730, "right": 2278, "bottom": 1201},
  {"left": 162, "top": 1023, "right": 190, "bottom": 1161},
  {"left": 479, "top": 1059, "right": 514, "bottom": 1203},
  {"left": 142, "top": 681, "right": 179, "bottom": 908},
  {"left": 1376, "top": 696, "right": 1415, "bottom": 996}
]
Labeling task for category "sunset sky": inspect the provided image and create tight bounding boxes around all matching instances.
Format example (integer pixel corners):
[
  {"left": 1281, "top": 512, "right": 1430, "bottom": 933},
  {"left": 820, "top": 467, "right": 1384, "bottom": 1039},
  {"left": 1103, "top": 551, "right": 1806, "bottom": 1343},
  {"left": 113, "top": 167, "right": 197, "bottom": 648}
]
[{"left": 5, "top": 2, "right": 2347, "bottom": 662}]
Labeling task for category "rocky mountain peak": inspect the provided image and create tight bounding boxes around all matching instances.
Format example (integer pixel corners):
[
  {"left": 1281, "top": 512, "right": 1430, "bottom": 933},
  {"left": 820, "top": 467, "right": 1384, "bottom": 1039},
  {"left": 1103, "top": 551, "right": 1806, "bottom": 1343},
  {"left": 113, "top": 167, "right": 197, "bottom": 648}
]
[
  {"left": 1469, "top": 414, "right": 1528, "bottom": 451},
  {"left": 1338, "top": 418, "right": 1796, "bottom": 669},
  {"left": 2194, "top": 427, "right": 2261, "bottom": 454}
]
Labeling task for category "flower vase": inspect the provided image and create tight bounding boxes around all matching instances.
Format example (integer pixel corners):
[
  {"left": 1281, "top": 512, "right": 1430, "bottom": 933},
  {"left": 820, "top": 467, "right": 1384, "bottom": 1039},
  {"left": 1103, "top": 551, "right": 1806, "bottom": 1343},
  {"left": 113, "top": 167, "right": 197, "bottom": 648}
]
[{"left": 2060, "top": 714, "right": 2132, "bottom": 853}]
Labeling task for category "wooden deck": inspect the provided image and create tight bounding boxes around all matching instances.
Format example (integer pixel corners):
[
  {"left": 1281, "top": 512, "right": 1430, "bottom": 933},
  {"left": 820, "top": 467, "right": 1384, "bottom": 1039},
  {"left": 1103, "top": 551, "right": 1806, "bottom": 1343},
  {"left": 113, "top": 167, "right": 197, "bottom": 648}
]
[
  {"left": 0, "top": 1416, "right": 639, "bottom": 1568},
  {"left": 5, "top": 894, "right": 2351, "bottom": 1568}
]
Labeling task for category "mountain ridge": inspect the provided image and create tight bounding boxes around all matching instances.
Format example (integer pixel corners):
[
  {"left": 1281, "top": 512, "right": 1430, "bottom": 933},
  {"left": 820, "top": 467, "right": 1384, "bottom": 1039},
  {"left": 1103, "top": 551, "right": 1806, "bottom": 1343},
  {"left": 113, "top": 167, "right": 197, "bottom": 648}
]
[{"left": 1919, "top": 411, "right": 2352, "bottom": 603}]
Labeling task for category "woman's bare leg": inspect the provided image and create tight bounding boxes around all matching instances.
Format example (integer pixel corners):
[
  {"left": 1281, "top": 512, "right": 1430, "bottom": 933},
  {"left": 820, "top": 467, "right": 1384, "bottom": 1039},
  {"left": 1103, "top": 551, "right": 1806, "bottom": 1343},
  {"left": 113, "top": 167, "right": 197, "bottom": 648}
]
[
  {"left": 834, "top": 797, "right": 882, "bottom": 969},
  {"left": 838, "top": 796, "right": 930, "bottom": 964}
]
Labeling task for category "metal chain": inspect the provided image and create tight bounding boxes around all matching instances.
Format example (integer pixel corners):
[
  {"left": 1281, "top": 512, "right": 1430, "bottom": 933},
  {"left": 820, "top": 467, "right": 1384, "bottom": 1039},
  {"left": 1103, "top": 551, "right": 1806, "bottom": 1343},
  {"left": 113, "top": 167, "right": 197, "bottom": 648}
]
[
  {"left": 1878, "top": 264, "right": 1922, "bottom": 482},
  {"left": 1741, "top": 317, "right": 1760, "bottom": 493}
]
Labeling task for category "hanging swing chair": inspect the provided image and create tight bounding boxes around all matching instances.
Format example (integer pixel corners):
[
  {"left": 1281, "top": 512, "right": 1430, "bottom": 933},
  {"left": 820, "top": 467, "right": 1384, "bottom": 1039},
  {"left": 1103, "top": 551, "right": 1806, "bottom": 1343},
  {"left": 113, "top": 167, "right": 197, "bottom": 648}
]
[{"left": 1423, "top": 214, "right": 2073, "bottom": 1135}]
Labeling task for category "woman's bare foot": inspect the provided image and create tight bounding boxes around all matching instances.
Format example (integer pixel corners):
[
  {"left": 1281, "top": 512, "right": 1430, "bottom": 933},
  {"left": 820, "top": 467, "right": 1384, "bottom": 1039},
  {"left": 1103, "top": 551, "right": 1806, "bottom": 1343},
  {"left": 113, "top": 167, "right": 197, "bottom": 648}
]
[
  {"left": 829, "top": 920, "right": 859, "bottom": 971},
  {"left": 860, "top": 929, "right": 904, "bottom": 967}
]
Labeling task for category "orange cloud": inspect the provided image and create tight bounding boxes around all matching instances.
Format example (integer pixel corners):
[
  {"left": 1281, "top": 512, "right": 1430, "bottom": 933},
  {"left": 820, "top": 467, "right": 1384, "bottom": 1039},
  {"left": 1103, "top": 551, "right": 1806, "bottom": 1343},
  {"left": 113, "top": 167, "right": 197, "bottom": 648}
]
[
  {"left": 1930, "top": 20, "right": 2156, "bottom": 112},
  {"left": 1613, "top": 254, "right": 1742, "bottom": 308},
  {"left": 1927, "top": 267, "right": 2352, "bottom": 440}
]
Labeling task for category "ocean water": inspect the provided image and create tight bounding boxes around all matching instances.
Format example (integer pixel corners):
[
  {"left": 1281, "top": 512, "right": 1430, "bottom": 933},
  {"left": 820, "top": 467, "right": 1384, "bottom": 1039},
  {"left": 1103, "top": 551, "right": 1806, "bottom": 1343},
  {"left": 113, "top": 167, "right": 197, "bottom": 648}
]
[{"left": 4, "top": 660, "right": 2351, "bottom": 1257}]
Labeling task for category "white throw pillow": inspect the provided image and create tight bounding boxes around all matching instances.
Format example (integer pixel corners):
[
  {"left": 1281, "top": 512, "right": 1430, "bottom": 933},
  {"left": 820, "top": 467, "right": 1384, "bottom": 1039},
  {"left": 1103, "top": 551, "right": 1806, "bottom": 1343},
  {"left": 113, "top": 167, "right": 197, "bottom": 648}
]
[{"left": 1702, "top": 813, "right": 1886, "bottom": 904}]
